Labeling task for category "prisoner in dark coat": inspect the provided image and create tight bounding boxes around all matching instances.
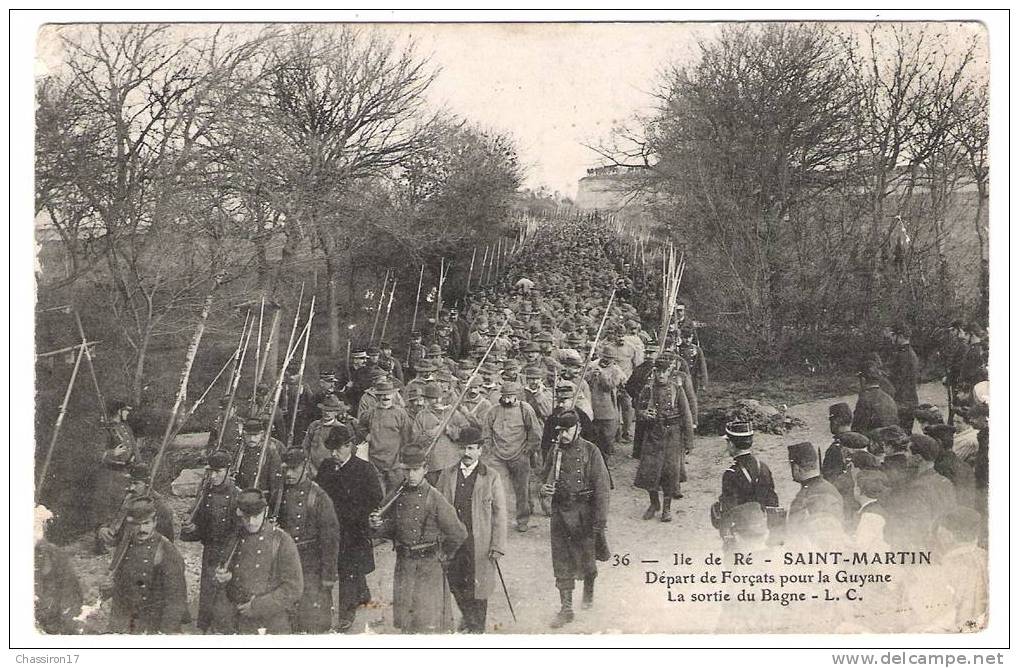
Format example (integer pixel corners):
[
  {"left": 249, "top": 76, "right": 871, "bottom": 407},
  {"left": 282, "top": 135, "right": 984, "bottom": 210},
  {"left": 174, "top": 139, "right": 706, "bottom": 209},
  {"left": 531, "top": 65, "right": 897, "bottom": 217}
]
[
  {"left": 851, "top": 369, "right": 900, "bottom": 434},
  {"left": 314, "top": 427, "right": 385, "bottom": 630},
  {"left": 786, "top": 442, "right": 845, "bottom": 546}
]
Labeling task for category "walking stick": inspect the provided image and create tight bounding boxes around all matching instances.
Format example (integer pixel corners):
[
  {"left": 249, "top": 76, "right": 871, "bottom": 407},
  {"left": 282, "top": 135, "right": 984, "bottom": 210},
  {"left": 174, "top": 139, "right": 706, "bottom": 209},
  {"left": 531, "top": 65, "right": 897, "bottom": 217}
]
[
  {"left": 73, "top": 310, "right": 107, "bottom": 422},
  {"left": 494, "top": 560, "right": 517, "bottom": 623},
  {"left": 36, "top": 341, "right": 85, "bottom": 502}
]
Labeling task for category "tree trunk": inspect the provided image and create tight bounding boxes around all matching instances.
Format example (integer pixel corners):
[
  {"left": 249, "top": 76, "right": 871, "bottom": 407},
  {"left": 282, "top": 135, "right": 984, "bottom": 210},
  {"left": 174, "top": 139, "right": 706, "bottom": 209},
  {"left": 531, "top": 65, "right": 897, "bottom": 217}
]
[
  {"left": 326, "top": 255, "right": 340, "bottom": 355},
  {"left": 131, "top": 329, "right": 152, "bottom": 406}
]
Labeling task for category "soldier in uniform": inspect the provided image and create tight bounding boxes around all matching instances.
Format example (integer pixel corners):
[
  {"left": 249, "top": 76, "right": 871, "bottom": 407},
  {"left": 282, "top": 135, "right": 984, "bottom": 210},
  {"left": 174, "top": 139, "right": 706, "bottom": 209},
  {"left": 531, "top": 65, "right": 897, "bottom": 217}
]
[
  {"left": 233, "top": 418, "right": 284, "bottom": 502},
  {"left": 281, "top": 365, "right": 317, "bottom": 446},
  {"left": 180, "top": 451, "right": 240, "bottom": 632},
  {"left": 314, "top": 428, "right": 384, "bottom": 631},
  {"left": 851, "top": 366, "right": 899, "bottom": 433},
  {"left": 888, "top": 327, "right": 921, "bottom": 433},
  {"left": 710, "top": 422, "right": 780, "bottom": 550},
  {"left": 273, "top": 448, "right": 340, "bottom": 633},
  {"left": 379, "top": 340, "right": 405, "bottom": 382},
  {"left": 677, "top": 327, "right": 709, "bottom": 393},
  {"left": 634, "top": 355, "right": 694, "bottom": 521},
  {"left": 786, "top": 442, "right": 845, "bottom": 546},
  {"left": 105, "top": 497, "right": 189, "bottom": 634},
  {"left": 211, "top": 489, "right": 303, "bottom": 634},
  {"left": 206, "top": 396, "right": 244, "bottom": 455},
  {"left": 302, "top": 394, "right": 359, "bottom": 478},
  {"left": 539, "top": 410, "right": 611, "bottom": 628},
  {"left": 625, "top": 342, "right": 658, "bottom": 460},
  {"left": 822, "top": 403, "right": 872, "bottom": 524},
  {"left": 369, "top": 444, "right": 468, "bottom": 634},
  {"left": 435, "top": 427, "right": 508, "bottom": 633},
  {"left": 97, "top": 463, "right": 175, "bottom": 550},
  {"left": 341, "top": 350, "right": 375, "bottom": 409},
  {"left": 91, "top": 400, "right": 140, "bottom": 554},
  {"left": 406, "top": 331, "right": 427, "bottom": 380}
]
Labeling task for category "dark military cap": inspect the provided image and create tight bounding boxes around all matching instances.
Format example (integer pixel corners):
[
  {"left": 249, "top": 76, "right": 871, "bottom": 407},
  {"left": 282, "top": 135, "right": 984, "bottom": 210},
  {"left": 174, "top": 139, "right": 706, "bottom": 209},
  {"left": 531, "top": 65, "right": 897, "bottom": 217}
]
[
  {"left": 787, "top": 441, "right": 819, "bottom": 467},
  {"left": 124, "top": 496, "right": 157, "bottom": 523},
  {"left": 908, "top": 434, "right": 940, "bottom": 462},
  {"left": 366, "top": 346, "right": 380, "bottom": 355},
  {"left": 207, "top": 451, "right": 233, "bottom": 470},
  {"left": 835, "top": 432, "right": 871, "bottom": 450},
  {"left": 923, "top": 423, "right": 957, "bottom": 450},
  {"left": 379, "top": 340, "right": 393, "bottom": 349},
  {"left": 653, "top": 356, "right": 672, "bottom": 370},
  {"left": 554, "top": 382, "right": 576, "bottom": 398},
  {"left": 317, "top": 394, "right": 346, "bottom": 412},
  {"left": 410, "top": 330, "right": 423, "bottom": 338},
  {"left": 854, "top": 469, "right": 889, "bottom": 499},
  {"left": 422, "top": 382, "right": 443, "bottom": 399},
  {"left": 399, "top": 444, "right": 428, "bottom": 468},
  {"left": 352, "top": 350, "right": 369, "bottom": 360},
  {"left": 725, "top": 421, "right": 754, "bottom": 439},
  {"left": 457, "top": 426, "right": 483, "bottom": 446},
  {"left": 108, "top": 399, "right": 133, "bottom": 415},
  {"left": 729, "top": 502, "right": 767, "bottom": 536},
  {"left": 319, "top": 371, "right": 337, "bottom": 381},
  {"left": 282, "top": 447, "right": 308, "bottom": 468},
  {"left": 877, "top": 425, "right": 910, "bottom": 449},
  {"left": 828, "top": 402, "right": 853, "bottom": 425},
  {"left": 328, "top": 427, "right": 356, "bottom": 448},
  {"left": 550, "top": 410, "right": 579, "bottom": 429},
  {"left": 913, "top": 404, "right": 945, "bottom": 425},
  {"left": 243, "top": 418, "right": 266, "bottom": 434},
  {"left": 128, "top": 462, "right": 150, "bottom": 481},
  {"left": 237, "top": 488, "right": 268, "bottom": 515}
]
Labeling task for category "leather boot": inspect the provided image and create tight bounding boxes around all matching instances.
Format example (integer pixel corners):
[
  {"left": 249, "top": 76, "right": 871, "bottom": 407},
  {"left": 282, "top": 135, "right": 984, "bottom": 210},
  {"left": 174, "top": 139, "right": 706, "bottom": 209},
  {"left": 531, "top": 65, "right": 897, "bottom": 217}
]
[
  {"left": 550, "top": 589, "right": 574, "bottom": 628},
  {"left": 661, "top": 496, "right": 672, "bottom": 522},
  {"left": 582, "top": 577, "right": 595, "bottom": 609},
  {"left": 642, "top": 492, "right": 660, "bottom": 520}
]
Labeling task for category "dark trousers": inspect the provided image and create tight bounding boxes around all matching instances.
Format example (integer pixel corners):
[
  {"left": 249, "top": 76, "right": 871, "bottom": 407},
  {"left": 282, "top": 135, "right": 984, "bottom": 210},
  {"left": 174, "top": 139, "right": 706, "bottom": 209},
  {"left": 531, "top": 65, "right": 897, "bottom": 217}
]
[
  {"left": 897, "top": 405, "right": 916, "bottom": 434},
  {"left": 592, "top": 419, "right": 616, "bottom": 458},
  {"left": 447, "top": 545, "right": 487, "bottom": 633},
  {"left": 336, "top": 572, "right": 370, "bottom": 625}
]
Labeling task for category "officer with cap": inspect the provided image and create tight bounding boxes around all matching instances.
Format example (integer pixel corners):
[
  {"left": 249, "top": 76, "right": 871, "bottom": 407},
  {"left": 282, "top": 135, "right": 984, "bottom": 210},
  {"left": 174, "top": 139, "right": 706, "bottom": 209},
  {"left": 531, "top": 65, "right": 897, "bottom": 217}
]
[
  {"left": 406, "top": 330, "right": 427, "bottom": 380},
  {"left": 539, "top": 410, "right": 611, "bottom": 628},
  {"left": 106, "top": 496, "right": 189, "bottom": 634},
  {"left": 435, "top": 426, "right": 508, "bottom": 633},
  {"left": 786, "top": 442, "right": 845, "bottom": 545},
  {"left": 711, "top": 422, "right": 780, "bottom": 551},
  {"left": 210, "top": 489, "right": 303, "bottom": 634},
  {"left": 181, "top": 451, "right": 241, "bottom": 632},
  {"left": 314, "top": 428, "right": 384, "bottom": 631},
  {"left": 540, "top": 382, "right": 595, "bottom": 462},
  {"left": 369, "top": 443, "right": 468, "bottom": 633},
  {"left": 677, "top": 327, "right": 709, "bottom": 393},
  {"left": 91, "top": 401, "right": 141, "bottom": 555},
  {"left": 822, "top": 402, "right": 871, "bottom": 524},
  {"left": 274, "top": 447, "right": 340, "bottom": 633},
  {"left": 234, "top": 418, "right": 284, "bottom": 501}
]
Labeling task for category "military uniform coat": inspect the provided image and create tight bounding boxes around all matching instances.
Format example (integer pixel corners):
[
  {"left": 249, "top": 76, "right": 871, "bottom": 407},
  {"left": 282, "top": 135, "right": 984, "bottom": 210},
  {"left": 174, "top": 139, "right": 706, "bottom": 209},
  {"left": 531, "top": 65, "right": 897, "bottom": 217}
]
[
  {"left": 109, "top": 533, "right": 188, "bottom": 634},
  {"left": 180, "top": 480, "right": 240, "bottom": 630},
  {"left": 276, "top": 479, "right": 340, "bottom": 632},
  {"left": 315, "top": 455, "right": 384, "bottom": 576},
  {"left": 851, "top": 386, "right": 899, "bottom": 433},
  {"left": 714, "top": 453, "right": 780, "bottom": 531},
  {"left": 634, "top": 378, "right": 693, "bottom": 495},
  {"left": 436, "top": 462, "right": 508, "bottom": 600},
  {"left": 211, "top": 521, "right": 303, "bottom": 634},
  {"left": 373, "top": 481, "right": 468, "bottom": 633},
  {"left": 786, "top": 476, "right": 845, "bottom": 542},
  {"left": 90, "top": 459, "right": 133, "bottom": 534},
  {"left": 234, "top": 437, "right": 284, "bottom": 499},
  {"left": 542, "top": 436, "right": 611, "bottom": 581}
]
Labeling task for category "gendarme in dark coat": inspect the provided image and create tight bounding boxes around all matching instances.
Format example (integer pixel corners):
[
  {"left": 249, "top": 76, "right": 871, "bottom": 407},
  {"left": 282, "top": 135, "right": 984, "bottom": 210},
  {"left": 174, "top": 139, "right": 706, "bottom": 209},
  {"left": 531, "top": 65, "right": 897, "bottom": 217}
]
[
  {"left": 542, "top": 435, "right": 611, "bottom": 582},
  {"left": 786, "top": 476, "right": 845, "bottom": 543},
  {"left": 180, "top": 480, "right": 240, "bottom": 631},
  {"left": 851, "top": 385, "right": 899, "bottom": 433},
  {"left": 109, "top": 533, "right": 189, "bottom": 634}
]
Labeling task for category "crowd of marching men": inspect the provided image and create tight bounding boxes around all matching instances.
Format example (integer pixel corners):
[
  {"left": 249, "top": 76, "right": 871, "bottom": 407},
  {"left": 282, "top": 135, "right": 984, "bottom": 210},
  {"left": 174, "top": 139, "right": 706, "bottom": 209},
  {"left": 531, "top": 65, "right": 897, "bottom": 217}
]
[{"left": 34, "top": 214, "right": 990, "bottom": 635}]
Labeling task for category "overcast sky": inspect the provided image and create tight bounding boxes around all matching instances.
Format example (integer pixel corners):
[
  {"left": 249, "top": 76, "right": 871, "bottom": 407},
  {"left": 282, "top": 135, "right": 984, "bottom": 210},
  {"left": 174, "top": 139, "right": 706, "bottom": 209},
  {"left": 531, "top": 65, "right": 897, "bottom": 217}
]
[{"left": 38, "top": 21, "right": 987, "bottom": 199}]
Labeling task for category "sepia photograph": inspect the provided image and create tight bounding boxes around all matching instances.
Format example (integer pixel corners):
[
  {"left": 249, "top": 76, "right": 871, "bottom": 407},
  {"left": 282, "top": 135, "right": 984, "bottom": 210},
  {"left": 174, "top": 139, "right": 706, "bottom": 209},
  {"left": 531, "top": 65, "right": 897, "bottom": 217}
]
[{"left": 15, "top": 10, "right": 1008, "bottom": 656}]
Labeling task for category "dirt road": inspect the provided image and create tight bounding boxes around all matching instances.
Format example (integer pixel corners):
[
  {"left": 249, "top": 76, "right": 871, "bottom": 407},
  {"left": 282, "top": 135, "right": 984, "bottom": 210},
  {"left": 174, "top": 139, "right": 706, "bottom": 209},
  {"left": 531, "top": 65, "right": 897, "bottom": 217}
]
[{"left": 64, "top": 382, "right": 945, "bottom": 635}]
